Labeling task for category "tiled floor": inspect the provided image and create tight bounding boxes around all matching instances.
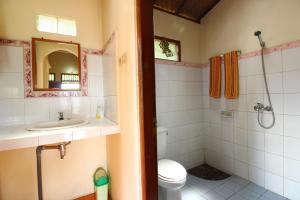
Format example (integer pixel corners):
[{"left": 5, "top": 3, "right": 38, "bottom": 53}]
[{"left": 180, "top": 174, "right": 289, "bottom": 200}]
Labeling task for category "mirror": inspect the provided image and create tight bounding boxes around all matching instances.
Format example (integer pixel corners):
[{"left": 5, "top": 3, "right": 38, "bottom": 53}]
[{"left": 32, "top": 38, "right": 81, "bottom": 91}]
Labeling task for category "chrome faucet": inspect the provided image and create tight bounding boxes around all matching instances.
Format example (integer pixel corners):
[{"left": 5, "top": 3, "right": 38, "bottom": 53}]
[
  {"left": 58, "top": 112, "right": 64, "bottom": 120},
  {"left": 254, "top": 103, "right": 272, "bottom": 112}
]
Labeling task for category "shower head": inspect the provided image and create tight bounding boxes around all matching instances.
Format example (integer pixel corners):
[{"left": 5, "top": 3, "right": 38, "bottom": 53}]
[
  {"left": 254, "top": 30, "right": 266, "bottom": 48},
  {"left": 254, "top": 31, "right": 261, "bottom": 37}
]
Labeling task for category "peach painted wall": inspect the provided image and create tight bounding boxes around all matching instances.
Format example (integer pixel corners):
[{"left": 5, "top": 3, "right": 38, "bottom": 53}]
[
  {"left": 153, "top": 9, "right": 204, "bottom": 64},
  {"left": 0, "top": 137, "right": 107, "bottom": 200},
  {"left": 200, "top": 0, "right": 300, "bottom": 62},
  {"left": 102, "top": 0, "right": 142, "bottom": 199},
  {"left": 0, "top": 0, "right": 103, "bottom": 49}
]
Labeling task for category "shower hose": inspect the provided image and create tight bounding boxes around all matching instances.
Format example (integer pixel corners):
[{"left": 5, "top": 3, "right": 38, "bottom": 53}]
[{"left": 257, "top": 47, "right": 275, "bottom": 129}]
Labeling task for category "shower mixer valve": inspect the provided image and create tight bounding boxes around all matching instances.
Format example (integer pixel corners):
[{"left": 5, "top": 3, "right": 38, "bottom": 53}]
[{"left": 254, "top": 103, "right": 272, "bottom": 111}]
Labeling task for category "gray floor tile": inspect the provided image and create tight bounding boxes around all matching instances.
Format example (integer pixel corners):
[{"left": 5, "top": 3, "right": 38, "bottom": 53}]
[
  {"left": 203, "top": 191, "right": 226, "bottom": 200},
  {"left": 159, "top": 174, "right": 288, "bottom": 200},
  {"left": 259, "top": 191, "right": 287, "bottom": 200}
]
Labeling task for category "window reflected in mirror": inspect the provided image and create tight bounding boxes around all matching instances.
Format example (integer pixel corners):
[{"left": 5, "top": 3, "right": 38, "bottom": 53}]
[{"left": 32, "top": 38, "right": 81, "bottom": 91}]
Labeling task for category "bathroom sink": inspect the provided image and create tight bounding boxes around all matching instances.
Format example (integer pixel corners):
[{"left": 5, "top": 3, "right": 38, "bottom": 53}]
[{"left": 27, "top": 119, "right": 89, "bottom": 131}]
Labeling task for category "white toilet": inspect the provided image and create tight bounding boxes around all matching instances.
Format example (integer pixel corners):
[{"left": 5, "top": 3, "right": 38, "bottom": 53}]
[{"left": 157, "top": 126, "right": 187, "bottom": 200}]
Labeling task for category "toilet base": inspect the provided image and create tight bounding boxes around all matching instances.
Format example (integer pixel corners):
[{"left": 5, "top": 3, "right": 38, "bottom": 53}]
[{"left": 158, "top": 186, "right": 182, "bottom": 200}]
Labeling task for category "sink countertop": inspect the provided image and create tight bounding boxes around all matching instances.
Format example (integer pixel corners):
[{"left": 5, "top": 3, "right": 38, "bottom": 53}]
[{"left": 0, "top": 118, "right": 120, "bottom": 151}]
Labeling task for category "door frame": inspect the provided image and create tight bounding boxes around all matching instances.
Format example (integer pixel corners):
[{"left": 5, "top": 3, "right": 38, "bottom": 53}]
[{"left": 136, "top": 0, "right": 158, "bottom": 200}]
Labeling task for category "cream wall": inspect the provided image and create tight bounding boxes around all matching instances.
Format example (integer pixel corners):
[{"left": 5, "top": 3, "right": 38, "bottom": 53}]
[
  {"left": 0, "top": 0, "right": 103, "bottom": 49},
  {"left": 153, "top": 9, "right": 204, "bottom": 64},
  {"left": 0, "top": 137, "right": 107, "bottom": 200},
  {"left": 201, "top": 0, "right": 300, "bottom": 62},
  {"left": 102, "top": 0, "right": 142, "bottom": 199}
]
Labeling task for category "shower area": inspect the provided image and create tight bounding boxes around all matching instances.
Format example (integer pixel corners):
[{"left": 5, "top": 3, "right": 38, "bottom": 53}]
[{"left": 154, "top": 1, "right": 300, "bottom": 200}]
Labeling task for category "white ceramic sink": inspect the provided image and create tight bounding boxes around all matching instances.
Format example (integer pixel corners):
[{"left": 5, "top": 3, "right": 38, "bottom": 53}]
[{"left": 27, "top": 119, "right": 89, "bottom": 131}]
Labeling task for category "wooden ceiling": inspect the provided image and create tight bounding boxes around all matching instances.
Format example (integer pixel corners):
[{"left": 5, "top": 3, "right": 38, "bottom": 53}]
[{"left": 153, "top": 0, "right": 221, "bottom": 24}]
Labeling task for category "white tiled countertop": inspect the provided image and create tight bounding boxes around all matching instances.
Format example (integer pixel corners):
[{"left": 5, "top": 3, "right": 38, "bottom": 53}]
[{"left": 0, "top": 118, "right": 120, "bottom": 151}]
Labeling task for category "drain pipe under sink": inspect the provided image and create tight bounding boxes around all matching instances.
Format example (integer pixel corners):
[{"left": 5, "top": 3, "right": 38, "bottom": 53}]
[{"left": 36, "top": 142, "right": 71, "bottom": 200}]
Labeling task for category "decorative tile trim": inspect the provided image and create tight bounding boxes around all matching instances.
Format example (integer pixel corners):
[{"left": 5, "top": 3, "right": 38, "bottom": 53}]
[
  {"left": 169, "top": 38, "right": 300, "bottom": 68},
  {"left": 240, "top": 39, "right": 300, "bottom": 60},
  {"left": 155, "top": 59, "right": 207, "bottom": 68},
  {"left": 0, "top": 38, "right": 103, "bottom": 98}
]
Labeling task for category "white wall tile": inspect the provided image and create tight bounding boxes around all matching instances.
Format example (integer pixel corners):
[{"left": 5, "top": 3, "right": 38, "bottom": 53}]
[
  {"left": 202, "top": 82, "right": 209, "bottom": 96},
  {"left": 156, "top": 64, "right": 169, "bottom": 81},
  {"left": 87, "top": 54, "right": 102, "bottom": 76},
  {"left": 247, "top": 75, "right": 264, "bottom": 93},
  {"left": 247, "top": 93, "right": 264, "bottom": 112},
  {"left": 0, "top": 46, "right": 23, "bottom": 73},
  {"left": 234, "top": 144, "right": 247, "bottom": 162},
  {"left": 25, "top": 98, "right": 50, "bottom": 124},
  {"left": 265, "top": 153, "right": 283, "bottom": 176},
  {"left": 104, "top": 96, "right": 118, "bottom": 123},
  {"left": 284, "top": 137, "right": 300, "bottom": 160},
  {"left": 239, "top": 59, "right": 247, "bottom": 77},
  {"left": 0, "top": 73, "right": 24, "bottom": 99},
  {"left": 284, "top": 94, "right": 300, "bottom": 115},
  {"left": 234, "top": 160, "right": 249, "bottom": 180},
  {"left": 90, "top": 97, "right": 104, "bottom": 118},
  {"left": 246, "top": 56, "right": 262, "bottom": 75},
  {"left": 248, "top": 148, "right": 264, "bottom": 169},
  {"left": 249, "top": 165, "right": 265, "bottom": 187},
  {"left": 266, "top": 73, "right": 283, "bottom": 93},
  {"left": 263, "top": 94, "right": 283, "bottom": 114},
  {"left": 222, "top": 125, "right": 234, "bottom": 142},
  {"left": 202, "top": 67, "right": 209, "bottom": 82},
  {"left": 265, "top": 114, "right": 283, "bottom": 135},
  {"left": 156, "top": 81, "right": 169, "bottom": 97},
  {"left": 282, "top": 47, "right": 300, "bottom": 71},
  {"left": 185, "top": 67, "right": 202, "bottom": 82},
  {"left": 168, "top": 66, "right": 186, "bottom": 81},
  {"left": 168, "top": 96, "right": 187, "bottom": 111},
  {"left": 88, "top": 75, "right": 103, "bottom": 97},
  {"left": 284, "top": 115, "right": 300, "bottom": 139},
  {"left": 284, "top": 158, "right": 300, "bottom": 182},
  {"left": 234, "top": 127, "right": 247, "bottom": 146},
  {"left": 49, "top": 98, "right": 71, "bottom": 120},
  {"left": 264, "top": 51, "right": 283, "bottom": 74},
  {"left": 283, "top": 70, "right": 300, "bottom": 93},
  {"left": 0, "top": 99, "right": 24, "bottom": 125},
  {"left": 239, "top": 77, "right": 247, "bottom": 94},
  {"left": 247, "top": 113, "right": 265, "bottom": 132},
  {"left": 156, "top": 97, "right": 169, "bottom": 114},
  {"left": 221, "top": 141, "right": 234, "bottom": 158},
  {"left": 265, "top": 172, "right": 284, "bottom": 195},
  {"left": 233, "top": 94, "right": 247, "bottom": 111},
  {"left": 284, "top": 178, "right": 300, "bottom": 200},
  {"left": 234, "top": 111, "right": 247, "bottom": 128},
  {"left": 248, "top": 131, "right": 265, "bottom": 151},
  {"left": 265, "top": 134, "right": 283, "bottom": 155},
  {"left": 71, "top": 97, "right": 91, "bottom": 119}
]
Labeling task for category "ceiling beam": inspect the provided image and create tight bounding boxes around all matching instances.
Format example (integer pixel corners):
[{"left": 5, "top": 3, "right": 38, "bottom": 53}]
[
  {"left": 153, "top": 6, "right": 200, "bottom": 24},
  {"left": 175, "top": 0, "right": 187, "bottom": 14},
  {"left": 197, "top": 0, "right": 221, "bottom": 22}
]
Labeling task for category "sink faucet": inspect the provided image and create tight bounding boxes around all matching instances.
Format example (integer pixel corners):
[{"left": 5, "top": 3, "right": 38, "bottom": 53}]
[{"left": 58, "top": 112, "right": 64, "bottom": 120}]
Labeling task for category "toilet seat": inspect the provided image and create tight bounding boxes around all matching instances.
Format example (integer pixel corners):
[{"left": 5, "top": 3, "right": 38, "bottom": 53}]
[{"left": 158, "top": 159, "right": 187, "bottom": 183}]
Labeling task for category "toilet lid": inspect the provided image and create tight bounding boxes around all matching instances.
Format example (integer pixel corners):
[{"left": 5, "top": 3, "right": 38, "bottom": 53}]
[{"left": 158, "top": 159, "right": 187, "bottom": 182}]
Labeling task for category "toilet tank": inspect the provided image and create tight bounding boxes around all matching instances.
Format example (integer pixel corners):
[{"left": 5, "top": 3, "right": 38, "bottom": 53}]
[{"left": 157, "top": 126, "right": 168, "bottom": 159}]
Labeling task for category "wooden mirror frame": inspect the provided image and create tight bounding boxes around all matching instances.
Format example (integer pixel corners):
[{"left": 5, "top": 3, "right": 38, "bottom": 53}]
[{"left": 32, "top": 37, "right": 81, "bottom": 91}]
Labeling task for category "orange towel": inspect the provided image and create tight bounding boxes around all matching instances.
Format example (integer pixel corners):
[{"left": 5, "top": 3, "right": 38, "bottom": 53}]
[
  {"left": 224, "top": 51, "right": 239, "bottom": 99},
  {"left": 209, "top": 56, "right": 222, "bottom": 98}
]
